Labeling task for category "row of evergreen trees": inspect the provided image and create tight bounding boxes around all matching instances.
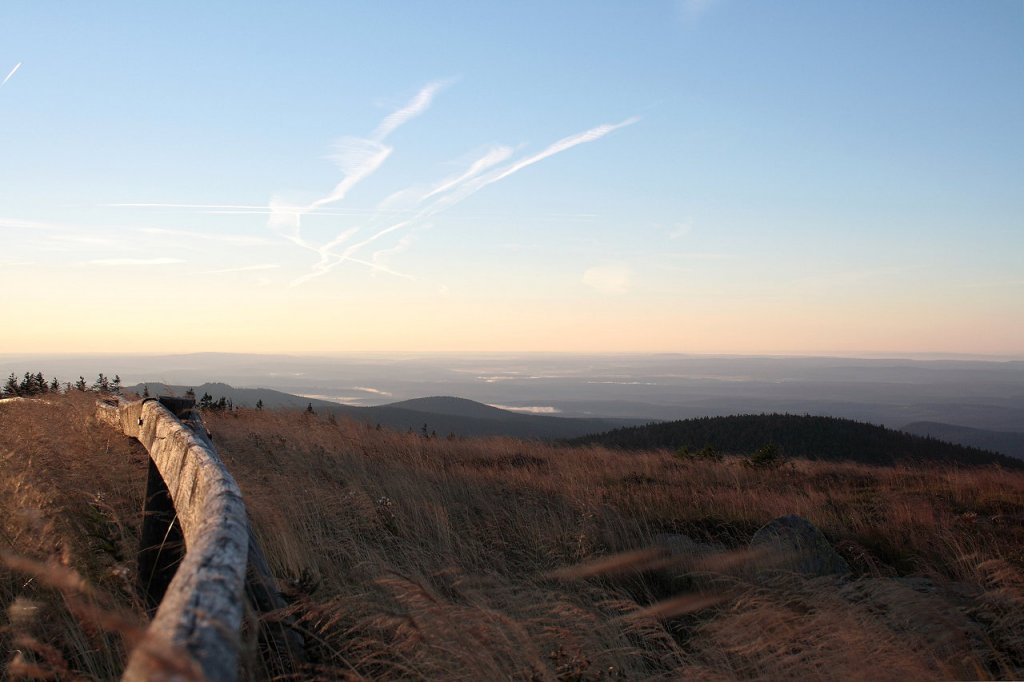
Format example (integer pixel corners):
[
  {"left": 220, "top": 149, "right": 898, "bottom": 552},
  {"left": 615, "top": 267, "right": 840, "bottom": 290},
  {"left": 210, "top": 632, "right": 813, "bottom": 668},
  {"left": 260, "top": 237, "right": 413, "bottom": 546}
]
[
  {"left": 2, "top": 373, "right": 261, "bottom": 417},
  {"left": 572, "top": 413, "right": 1022, "bottom": 469},
  {"left": 2, "top": 372, "right": 123, "bottom": 398}
]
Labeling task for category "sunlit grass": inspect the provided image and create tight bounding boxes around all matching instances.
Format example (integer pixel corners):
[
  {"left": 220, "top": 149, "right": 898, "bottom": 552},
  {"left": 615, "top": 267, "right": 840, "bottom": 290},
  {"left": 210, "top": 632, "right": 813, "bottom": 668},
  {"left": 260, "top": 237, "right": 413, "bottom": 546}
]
[{"left": 2, "top": 393, "right": 1023, "bottom": 679}]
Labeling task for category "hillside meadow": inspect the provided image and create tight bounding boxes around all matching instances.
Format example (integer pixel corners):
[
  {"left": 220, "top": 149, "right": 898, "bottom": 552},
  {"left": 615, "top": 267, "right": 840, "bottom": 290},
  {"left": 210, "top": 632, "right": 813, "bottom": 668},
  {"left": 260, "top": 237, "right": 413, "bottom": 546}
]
[{"left": 2, "top": 391, "right": 1024, "bottom": 680}]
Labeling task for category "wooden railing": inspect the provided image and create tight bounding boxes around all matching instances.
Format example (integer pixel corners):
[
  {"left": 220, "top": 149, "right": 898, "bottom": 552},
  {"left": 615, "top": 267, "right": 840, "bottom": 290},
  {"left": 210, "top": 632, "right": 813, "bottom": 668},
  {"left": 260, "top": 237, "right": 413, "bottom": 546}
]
[{"left": 97, "top": 397, "right": 302, "bottom": 681}]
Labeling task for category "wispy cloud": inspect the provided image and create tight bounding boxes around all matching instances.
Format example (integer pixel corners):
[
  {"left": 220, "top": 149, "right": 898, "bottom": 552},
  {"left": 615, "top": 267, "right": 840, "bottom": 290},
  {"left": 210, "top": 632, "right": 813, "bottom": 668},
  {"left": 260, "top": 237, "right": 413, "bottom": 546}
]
[
  {"left": 293, "top": 116, "right": 639, "bottom": 286},
  {"left": 204, "top": 263, "right": 280, "bottom": 274},
  {"left": 421, "top": 145, "right": 514, "bottom": 201},
  {"left": 88, "top": 257, "right": 184, "bottom": 266},
  {"left": 309, "top": 81, "right": 447, "bottom": 211},
  {"left": 1, "top": 62, "right": 21, "bottom": 87},
  {"left": 0, "top": 217, "right": 64, "bottom": 231},
  {"left": 262, "top": 81, "right": 450, "bottom": 285},
  {"left": 109, "top": 203, "right": 271, "bottom": 210},
  {"left": 582, "top": 264, "right": 632, "bottom": 294},
  {"left": 137, "top": 227, "right": 276, "bottom": 246},
  {"left": 677, "top": 0, "right": 721, "bottom": 23},
  {"left": 103, "top": 82, "right": 637, "bottom": 289},
  {"left": 372, "top": 233, "right": 415, "bottom": 271},
  {"left": 372, "top": 80, "right": 449, "bottom": 141},
  {"left": 310, "top": 138, "right": 392, "bottom": 209},
  {"left": 481, "top": 117, "right": 639, "bottom": 189},
  {"left": 30, "top": 233, "right": 137, "bottom": 253},
  {"left": 668, "top": 221, "right": 693, "bottom": 240}
]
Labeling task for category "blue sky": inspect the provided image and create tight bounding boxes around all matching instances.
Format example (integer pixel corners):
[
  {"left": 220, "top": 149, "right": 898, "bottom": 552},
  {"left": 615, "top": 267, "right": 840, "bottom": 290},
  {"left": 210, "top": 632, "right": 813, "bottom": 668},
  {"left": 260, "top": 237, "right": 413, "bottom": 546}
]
[{"left": 1, "top": 1, "right": 1022, "bottom": 354}]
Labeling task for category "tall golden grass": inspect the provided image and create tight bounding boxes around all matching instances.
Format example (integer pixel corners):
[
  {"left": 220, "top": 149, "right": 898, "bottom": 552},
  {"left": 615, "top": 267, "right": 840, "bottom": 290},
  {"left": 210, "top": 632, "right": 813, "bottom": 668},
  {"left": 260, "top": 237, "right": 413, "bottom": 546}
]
[{"left": 2, "top": 392, "right": 1023, "bottom": 679}]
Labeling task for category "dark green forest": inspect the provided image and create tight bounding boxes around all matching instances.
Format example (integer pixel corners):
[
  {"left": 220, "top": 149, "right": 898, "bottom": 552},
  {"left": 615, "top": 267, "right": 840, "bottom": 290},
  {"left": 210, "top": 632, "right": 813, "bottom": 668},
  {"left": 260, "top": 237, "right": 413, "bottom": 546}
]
[{"left": 572, "top": 413, "right": 1023, "bottom": 468}]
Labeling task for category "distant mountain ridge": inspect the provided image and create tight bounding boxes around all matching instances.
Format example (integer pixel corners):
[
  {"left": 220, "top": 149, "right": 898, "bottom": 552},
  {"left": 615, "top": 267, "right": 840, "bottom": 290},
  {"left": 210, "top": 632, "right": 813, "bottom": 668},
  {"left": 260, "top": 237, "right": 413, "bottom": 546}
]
[
  {"left": 126, "top": 383, "right": 649, "bottom": 440},
  {"left": 571, "top": 413, "right": 1023, "bottom": 468},
  {"left": 900, "top": 421, "right": 1024, "bottom": 460}
]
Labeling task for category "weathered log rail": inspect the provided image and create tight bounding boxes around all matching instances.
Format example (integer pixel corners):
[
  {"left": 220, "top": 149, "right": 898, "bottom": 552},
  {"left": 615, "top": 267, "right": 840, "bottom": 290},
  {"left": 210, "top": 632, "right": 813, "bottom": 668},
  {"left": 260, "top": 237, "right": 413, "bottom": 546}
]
[{"left": 97, "top": 397, "right": 302, "bottom": 681}]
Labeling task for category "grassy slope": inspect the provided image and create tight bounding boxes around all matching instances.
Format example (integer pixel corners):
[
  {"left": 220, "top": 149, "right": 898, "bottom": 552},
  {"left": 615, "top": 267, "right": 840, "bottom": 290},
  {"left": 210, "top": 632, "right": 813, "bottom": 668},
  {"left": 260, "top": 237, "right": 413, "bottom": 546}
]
[
  {"left": 0, "top": 393, "right": 148, "bottom": 679},
  {"left": 3, "top": 393, "right": 1024, "bottom": 679}
]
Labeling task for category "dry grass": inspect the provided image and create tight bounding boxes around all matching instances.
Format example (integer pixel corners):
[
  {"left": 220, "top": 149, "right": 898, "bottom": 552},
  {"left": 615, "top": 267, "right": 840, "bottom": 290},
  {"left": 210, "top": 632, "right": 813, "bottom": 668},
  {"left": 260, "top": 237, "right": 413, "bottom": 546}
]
[
  {"left": 1, "top": 392, "right": 147, "bottom": 680},
  {"left": 2, "top": 393, "right": 1024, "bottom": 679}
]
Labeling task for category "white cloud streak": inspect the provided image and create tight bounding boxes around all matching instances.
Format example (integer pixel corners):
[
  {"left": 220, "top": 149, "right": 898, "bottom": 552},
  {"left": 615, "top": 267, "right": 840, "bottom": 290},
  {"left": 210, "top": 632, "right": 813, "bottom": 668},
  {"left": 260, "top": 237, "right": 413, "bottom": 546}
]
[
  {"left": 88, "top": 258, "right": 184, "bottom": 266},
  {"left": 0, "top": 217, "right": 65, "bottom": 231},
  {"left": 678, "top": 0, "right": 721, "bottom": 23},
  {"left": 1, "top": 62, "right": 21, "bottom": 87},
  {"left": 266, "top": 81, "right": 451, "bottom": 285},
  {"left": 310, "top": 138, "right": 393, "bottom": 209},
  {"left": 100, "top": 84, "right": 637, "bottom": 290},
  {"left": 107, "top": 202, "right": 416, "bottom": 215},
  {"left": 582, "top": 264, "right": 632, "bottom": 294},
  {"left": 204, "top": 263, "right": 280, "bottom": 274},
  {"left": 421, "top": 145, "right": 514, "bottom": 201},
  {"left": 138, "top": 227, "right": 277, "bottom": 245},
  {"left": 293, "top": 116, "right": 638, "bottom": 286},
  {"left": 484, "top": 117, "right": 639, "bottom": 188},
  {"left": 372, "top": 80, "right": 447, "bottom": 141}
]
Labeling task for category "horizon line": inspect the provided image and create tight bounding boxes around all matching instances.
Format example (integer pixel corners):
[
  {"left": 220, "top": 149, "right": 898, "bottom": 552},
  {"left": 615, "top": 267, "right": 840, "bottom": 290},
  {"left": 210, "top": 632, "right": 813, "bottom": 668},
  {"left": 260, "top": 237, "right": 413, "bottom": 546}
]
[{"left": 1, "top": 350, "right": 1022, "bottom": 362}]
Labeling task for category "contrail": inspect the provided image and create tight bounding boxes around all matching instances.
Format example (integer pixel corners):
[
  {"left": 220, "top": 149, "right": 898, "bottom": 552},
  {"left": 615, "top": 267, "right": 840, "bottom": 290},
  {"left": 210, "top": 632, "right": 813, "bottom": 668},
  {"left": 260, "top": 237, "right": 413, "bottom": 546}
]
[
  {"left": 310, "top": 82, "right": 446, "bottom": 211},
  {"left": 1, "top": 62, "right": 21, "bottom": 87},
  {"left": 421, "top": 145, "right": 514, "bottom": 201},
  {"left": 275, "top": 81, "right": 448, "bottom": 282},
  {"left": 205, "top": 263, "right": 281, "bottom": 274},
  {"left": 310, "top": 138, "right": 392, "bottom": 209},
  {"left": 480, "top": 117, "right": 639, "bottom": 190},
  {"left": 372, "top": 80, "right": 448, "bottom": 141},
  {"left": 138, "top": 227, "right": 276, "bottom": 245},
  {"left": 295, "top": 117, "right": 638, "bottom": 286},
  {"left": 89, "top": 257, "right": 184, "bottom": 266}
]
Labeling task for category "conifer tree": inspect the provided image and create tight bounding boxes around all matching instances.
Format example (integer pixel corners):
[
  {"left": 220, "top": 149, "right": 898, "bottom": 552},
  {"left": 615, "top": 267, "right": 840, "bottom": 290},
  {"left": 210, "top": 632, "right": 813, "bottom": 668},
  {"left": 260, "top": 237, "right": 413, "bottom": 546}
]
[
  {"left": 112, "top": 375, "right": 122, "bottom": 395},
  {"left": 3, "top": 373, "right": 18, "bottom": 397},
  {"left": 49, "top": 377, "right": 60, "bottom": 392},
  {"left": 75, "top": 376, "right": 88, "bottom": 392}
]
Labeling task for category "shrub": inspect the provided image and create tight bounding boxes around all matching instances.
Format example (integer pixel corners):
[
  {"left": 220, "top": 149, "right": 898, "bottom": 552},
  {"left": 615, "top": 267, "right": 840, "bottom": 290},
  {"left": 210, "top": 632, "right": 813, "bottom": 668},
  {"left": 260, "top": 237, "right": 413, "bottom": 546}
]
[{"left": 747, "top": 443, "right": 784, "bottom": 468}]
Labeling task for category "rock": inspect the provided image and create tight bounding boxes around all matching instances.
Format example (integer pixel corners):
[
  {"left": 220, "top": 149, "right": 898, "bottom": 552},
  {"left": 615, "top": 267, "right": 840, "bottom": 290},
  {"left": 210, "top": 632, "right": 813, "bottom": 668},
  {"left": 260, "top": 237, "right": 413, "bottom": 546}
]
[
  {"left": 655, "top": 533, "right": 725, "bottom": 560},
  {"left": 749, "top": 514, "right": 850, "bottom": 577}
]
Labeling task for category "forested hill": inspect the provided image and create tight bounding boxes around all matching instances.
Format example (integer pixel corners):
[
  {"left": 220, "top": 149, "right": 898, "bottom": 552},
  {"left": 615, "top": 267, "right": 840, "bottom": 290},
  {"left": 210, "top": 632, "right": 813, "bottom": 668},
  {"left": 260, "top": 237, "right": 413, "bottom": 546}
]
[{"left": 571, "top": 413, "right": 1024, "bottom": 468}]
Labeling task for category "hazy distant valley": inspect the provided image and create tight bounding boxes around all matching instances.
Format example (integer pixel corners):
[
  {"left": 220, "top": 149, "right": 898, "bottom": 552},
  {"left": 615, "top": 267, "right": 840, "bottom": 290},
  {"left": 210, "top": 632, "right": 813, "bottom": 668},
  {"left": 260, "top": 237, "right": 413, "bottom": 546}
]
[{"left": 4, "top": 352, "right": 1023, "bottom": 457}]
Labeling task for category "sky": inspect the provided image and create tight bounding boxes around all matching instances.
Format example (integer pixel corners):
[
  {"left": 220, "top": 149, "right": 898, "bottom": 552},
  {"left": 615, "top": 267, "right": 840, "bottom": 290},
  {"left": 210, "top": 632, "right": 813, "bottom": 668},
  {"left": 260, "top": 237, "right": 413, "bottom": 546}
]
[{"left": 1, "top": 1, "right": 1022, "bottom": 356}]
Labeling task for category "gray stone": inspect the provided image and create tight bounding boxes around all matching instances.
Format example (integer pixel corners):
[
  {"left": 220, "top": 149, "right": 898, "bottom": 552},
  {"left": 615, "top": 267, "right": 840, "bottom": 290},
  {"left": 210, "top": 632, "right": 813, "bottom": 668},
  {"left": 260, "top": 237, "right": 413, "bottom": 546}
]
[
  {"left": 655, "top": 533, "right": 726, "bottom": 560},
  {"left": 749, "top": 514, "right": 850, "bottom": 577}
]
